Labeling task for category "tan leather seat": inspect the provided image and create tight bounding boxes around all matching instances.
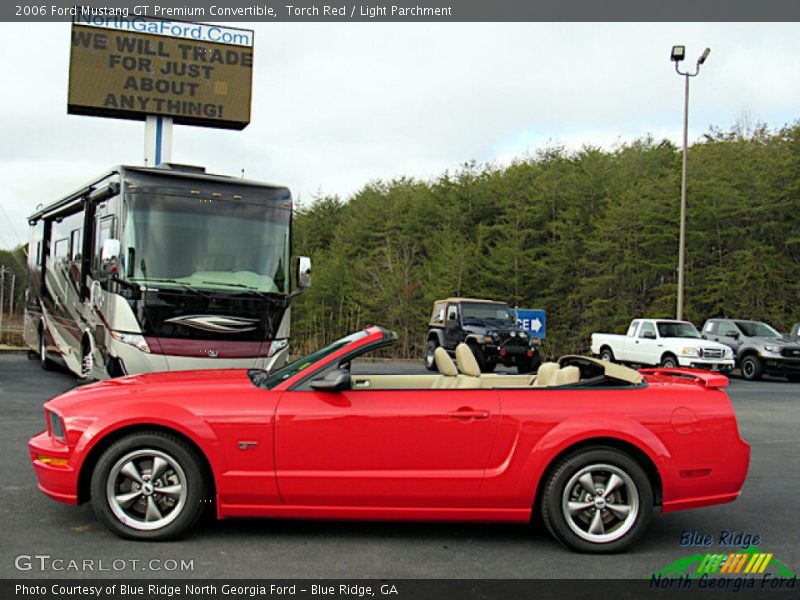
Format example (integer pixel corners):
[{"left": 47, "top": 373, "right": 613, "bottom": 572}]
[
  {"left": 432, "top": 347, "right": 459, "bottom": 389},
  {"left": 554, "top": 365, "right": 581, "bottom": 386},
  {"left": 454, "top": 344, "right": 482, "bottom": 389},
  {"left": 532, "top": 362, "right": 560, "bottom": 387}
]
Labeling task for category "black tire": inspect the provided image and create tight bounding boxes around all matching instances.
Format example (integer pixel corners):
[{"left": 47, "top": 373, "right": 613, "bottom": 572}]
[
  {"left": 469, "top": 344, "right": 488, "bottom": 372},
  {"left": 541, "top": 446, "right": 653, "bottom": 553},
  {"left": 787, "top": 375, "right": 800, "bottom": 383},
  {"left": 517, "top": 354, "right": 540, "bottom": 374},
  {"left": 424, "top": 339, "right": 439, "bottom": 371},
  {"left": 39, "top": 329, "right": 53, "bottom": 371},
  {"left": 484, "top": 359, "right": 497, "bottom": 373},
  {"left": 740, "top": 355, "right": 763, "bottom": 381},
  {"left": 660, "top": 354, "right": 679, "bottom": 369},
  {"left": 599, "top": 347, "right": 615, "bottom": 363},
  {"left": 90, "top": 431, "right": 208, "bottom": 541},
  {"left": 80, "top": 340, "right": 94, "bottom": 380}
]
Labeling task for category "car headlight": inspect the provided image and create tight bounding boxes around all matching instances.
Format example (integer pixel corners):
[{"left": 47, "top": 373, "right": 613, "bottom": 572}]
[
  {"left": 681, "top": 347, "right": 700, "bottom": 357},
  {"left": 724, "top": 348, "right": 733, "bottom": 358},
  {"left": 764, "top": 345, "right": 781, "bottom": 353},
  {"left": 110, "top": 331, "right": 150, "bottom": 354},
  {"left": 47, "top": 410, "right": 66, "bottom": 441}
]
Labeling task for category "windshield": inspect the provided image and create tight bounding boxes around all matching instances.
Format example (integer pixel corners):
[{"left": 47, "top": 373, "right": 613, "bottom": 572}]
[
  {"left": 461, "top": 302, "right": 513, "bottom": 322},
  {"left": 656, "top": 321, "right": 701, "bottom": 339},
  {"left": 123, "top": 193, "right": 290, "bottom": 293},
  {"left": 734, "top": 321, "right": 781, "bottom": 338},
  {"left": 254, "top": 331, "right": 370, "bottom": 390}
]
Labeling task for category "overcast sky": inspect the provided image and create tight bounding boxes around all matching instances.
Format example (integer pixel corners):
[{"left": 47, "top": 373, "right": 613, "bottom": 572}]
[{"left": 1, "top": 22, "right": 799, "bottom": 249}]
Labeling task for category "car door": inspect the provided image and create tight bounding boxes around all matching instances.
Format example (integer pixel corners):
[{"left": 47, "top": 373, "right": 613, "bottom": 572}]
[
  {"left": 716, "top": 320, "right": 744, "bottom": 353},
  {"left": 631, "top": 322, "right": 659, "bottom": 364},
  {"left": 444, "top": 302, "right": 461, "bottom": 350},
  {"left": 274, "top": 382, "right": 501, "bottom": 508}
]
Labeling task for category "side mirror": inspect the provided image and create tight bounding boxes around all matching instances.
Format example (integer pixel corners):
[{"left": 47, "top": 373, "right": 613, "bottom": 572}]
[
  {"left": 101, "top": 238, "right": 121, "bottom": 262},
  {"left": 643, "top": 331, "right": 656, "bottom": 340},
  {"left": 296, "top": 256, "right": 312, "bottom": 289},
  {"left": 310, "top": 369, "right": 350, "bottom": 392},
  {"left": 726, "top": 331, "right": 740, "bottom": 340},
  {"left": 447, "top": 311, "right": 458, "bottom": 321}
]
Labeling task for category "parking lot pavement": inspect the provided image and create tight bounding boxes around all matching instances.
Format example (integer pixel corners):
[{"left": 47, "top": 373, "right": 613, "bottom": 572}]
[{"left": 1, "top": 353, "right": 798, "bottom": 579}]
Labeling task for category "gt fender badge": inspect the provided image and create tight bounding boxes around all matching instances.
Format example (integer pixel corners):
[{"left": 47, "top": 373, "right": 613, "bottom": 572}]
[{"left": 238, "top": 441, "right": 258, "bottom": 450}]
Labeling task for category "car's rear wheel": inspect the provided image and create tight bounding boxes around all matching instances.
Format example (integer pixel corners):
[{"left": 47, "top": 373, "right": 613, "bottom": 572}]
[
  {"left": 740, "top": 356, "right": 763, "bottom": 381},
  {"left": 90, "top": 432, "right": 208, "bottom": 540},
  {"left": 424, "top": 339, "right": 439, "bottom": 371},
  {"left": 541, "top": 447, "right": 653, "bottom": 553},
  {"left": 599, "top": 347, "right": 615, "bottom": 363}
]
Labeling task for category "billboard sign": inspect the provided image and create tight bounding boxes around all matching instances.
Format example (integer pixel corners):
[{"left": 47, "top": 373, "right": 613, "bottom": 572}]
[{"left": 68, "top": 17, "right": 254, "bottom": 130}]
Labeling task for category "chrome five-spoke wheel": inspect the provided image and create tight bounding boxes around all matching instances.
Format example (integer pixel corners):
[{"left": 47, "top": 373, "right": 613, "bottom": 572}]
[
  {"left": 561, "top": 463, "right": 639, "bottom": 543},
  {"left": 107, "top": 449, "right": 187, "bottom": 531},
  {"left": 91, "top": 432, "right": 207, "bottom": 540},
  {"left": 542, "top": 447, "right": 653, "bottom": 553}
]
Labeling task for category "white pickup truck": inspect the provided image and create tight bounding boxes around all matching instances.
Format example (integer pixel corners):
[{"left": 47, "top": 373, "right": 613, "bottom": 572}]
[{"left": 591, "top": 319, "right": 735, "bottom": 372}]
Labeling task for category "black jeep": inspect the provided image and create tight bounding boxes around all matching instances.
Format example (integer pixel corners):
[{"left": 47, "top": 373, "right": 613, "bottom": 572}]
[{"left": 424, "top": 298, "right": 541, "bottom": 373}]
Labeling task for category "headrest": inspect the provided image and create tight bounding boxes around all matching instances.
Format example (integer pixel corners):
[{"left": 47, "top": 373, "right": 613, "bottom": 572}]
[
  {"left": 533, "top": 362, "right": 560, "bottom": 386},
  {"left": 555, "top": 365, "right": 581, "bottom": 386},
  {"left": 455, "top": 343, "right": 482, "bottom": 377},
  {"left": 434, "top": 347, "right": 458, "bottom": 377}
]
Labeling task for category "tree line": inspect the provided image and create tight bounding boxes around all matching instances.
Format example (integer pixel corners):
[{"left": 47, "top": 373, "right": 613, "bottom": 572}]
[{"left": 291, "top": 121, "right": 800, "bottom": 358}]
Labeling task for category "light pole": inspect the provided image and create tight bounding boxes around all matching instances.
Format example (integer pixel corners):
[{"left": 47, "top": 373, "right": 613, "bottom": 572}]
[{"left": 671, "top": 45, "right": 710, "bottom": 321}]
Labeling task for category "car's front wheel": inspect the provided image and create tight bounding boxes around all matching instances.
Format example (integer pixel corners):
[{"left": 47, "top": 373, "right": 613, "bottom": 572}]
[
  {"left": 740, "top": 356, "right": 763, "bottom": 381},
  {"left": 541, "top": 447, "right": 653, "bottom": 553},
  {"left": 424, "top": 339, "right": 438, "bottom": 371},
  {"left": 90, "top": 432, "right": 208, "bottom": 540}
]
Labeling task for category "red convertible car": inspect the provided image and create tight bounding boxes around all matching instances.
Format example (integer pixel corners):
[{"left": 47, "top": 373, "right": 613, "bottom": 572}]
[{"left": 29, "top": 326, "right": 750, "bottom": 552}]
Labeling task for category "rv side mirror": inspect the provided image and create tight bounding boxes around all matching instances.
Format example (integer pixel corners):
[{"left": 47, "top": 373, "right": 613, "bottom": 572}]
[
  {"left": 297, "top": 256, "right": 312, "bottom": 289},
  {"left": 101, "top": 239, "right": 121, "bottom": 262}
]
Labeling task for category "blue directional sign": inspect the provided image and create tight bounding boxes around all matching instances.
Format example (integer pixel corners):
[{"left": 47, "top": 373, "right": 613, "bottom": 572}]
[{"left": 513, "top": 309, "right": 547, "bottom": 339}]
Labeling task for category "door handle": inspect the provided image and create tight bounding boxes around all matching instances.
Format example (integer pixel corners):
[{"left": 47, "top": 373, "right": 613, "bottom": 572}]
[{"left": 448, "top": 409, "right": 490, "bottom": 420}]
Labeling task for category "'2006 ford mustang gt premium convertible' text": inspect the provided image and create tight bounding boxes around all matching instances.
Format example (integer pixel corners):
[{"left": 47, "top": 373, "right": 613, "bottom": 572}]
[{"left": 29, "top": 326, "right": 750, "bottom": 552}]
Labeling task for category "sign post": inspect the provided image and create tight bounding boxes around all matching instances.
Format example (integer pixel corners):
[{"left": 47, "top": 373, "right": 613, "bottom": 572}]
[{"left": 144, "top": 115, "right": 173, "bottom": 165}]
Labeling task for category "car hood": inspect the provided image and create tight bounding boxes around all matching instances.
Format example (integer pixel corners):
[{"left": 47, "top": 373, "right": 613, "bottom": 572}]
[
  {"left": 749, "top": 336, "right": 798, "bottom": 347},
  {"left": 45, "top": 368, "right": 252, "bottom": 414}
]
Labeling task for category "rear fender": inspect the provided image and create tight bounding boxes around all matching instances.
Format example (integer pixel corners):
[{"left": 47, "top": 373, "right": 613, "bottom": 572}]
[{"left": 517, "top": 413, "right": 670, "bottom": 503}]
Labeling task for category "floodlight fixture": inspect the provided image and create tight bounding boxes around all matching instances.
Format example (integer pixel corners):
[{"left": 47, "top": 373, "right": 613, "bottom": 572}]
[{"left": 671, "top": 45, "right": 686, "bottom": 62}]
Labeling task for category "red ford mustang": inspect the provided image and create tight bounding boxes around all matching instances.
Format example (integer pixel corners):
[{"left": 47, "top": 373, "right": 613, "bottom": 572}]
[{"left": 29, "top": 326, "right": 750, "bottom": 552}]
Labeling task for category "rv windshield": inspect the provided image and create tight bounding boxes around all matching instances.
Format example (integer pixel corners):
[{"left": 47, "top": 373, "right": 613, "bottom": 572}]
[{"left": 124, "top": 194, "right": 290, "bottom": 294}]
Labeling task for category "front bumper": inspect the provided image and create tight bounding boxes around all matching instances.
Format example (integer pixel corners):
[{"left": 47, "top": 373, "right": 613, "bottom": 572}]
[
  {"left": 28, "top": 431, "right": 78, "bottom": 504},
  {"left": 111, "top": 342, "right": 289, "bottom": 377},
  {"left": 679, "top": 356, "right": 735, "bottom": 372},
  {"left": 761, "top": 357, "right": 800, "bottom": 375}
]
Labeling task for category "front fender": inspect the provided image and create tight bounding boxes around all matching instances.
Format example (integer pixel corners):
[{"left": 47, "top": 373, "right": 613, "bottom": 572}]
[
  {"left": 72, "top": 402, "right": 222, "bottom": 490},
  {"left": 516, "top": 413, "right": 671, "bottom": 503}
]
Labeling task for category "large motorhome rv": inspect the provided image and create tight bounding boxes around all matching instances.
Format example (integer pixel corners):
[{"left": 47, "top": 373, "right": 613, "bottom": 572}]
[{"left": 24, "top": 163, "right": 311, "bottom": 379}]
